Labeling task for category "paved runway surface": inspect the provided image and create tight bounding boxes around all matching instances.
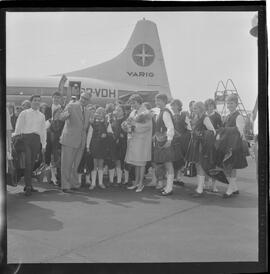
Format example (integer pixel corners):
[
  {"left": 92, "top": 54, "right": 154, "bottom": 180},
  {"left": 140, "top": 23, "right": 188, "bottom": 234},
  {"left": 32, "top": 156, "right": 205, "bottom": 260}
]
[{"left": 7, "top": 158, "right": 258, "bottom": 263}]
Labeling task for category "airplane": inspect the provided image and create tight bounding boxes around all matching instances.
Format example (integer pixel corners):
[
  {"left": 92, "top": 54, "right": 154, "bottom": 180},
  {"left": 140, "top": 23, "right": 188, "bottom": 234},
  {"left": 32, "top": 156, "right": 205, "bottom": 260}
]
[{"left": 6, "top": 18, "right": 172, "bottom": 107}]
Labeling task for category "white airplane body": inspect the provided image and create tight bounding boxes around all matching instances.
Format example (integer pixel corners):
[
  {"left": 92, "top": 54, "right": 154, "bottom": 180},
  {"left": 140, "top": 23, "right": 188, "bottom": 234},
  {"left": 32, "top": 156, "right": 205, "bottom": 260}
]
[{"left": 6, "top": 18, "right": 171, "bottom": 106}]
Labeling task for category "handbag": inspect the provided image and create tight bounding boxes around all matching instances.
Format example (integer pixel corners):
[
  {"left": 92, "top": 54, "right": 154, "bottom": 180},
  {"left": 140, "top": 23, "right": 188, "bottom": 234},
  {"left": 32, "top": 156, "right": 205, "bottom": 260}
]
[
  {"left": 183, "top": 135, "right": 197, "bottom": 177},
  {"left": 183, "top": 161, "right": 197, "bottom": 177}
]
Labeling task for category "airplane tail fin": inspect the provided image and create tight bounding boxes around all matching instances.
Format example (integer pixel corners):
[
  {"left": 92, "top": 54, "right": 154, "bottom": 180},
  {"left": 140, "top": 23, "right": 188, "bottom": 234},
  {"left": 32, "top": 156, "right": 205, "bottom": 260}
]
[{"left": 65, "top": 18, "right": 171, "bottom": 98}]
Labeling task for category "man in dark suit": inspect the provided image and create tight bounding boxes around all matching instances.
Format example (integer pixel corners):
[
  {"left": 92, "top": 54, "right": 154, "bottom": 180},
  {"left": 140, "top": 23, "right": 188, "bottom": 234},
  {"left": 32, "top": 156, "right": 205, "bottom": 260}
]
[{"left": 59, "top": 92, "right": 92, "bottom": 192}]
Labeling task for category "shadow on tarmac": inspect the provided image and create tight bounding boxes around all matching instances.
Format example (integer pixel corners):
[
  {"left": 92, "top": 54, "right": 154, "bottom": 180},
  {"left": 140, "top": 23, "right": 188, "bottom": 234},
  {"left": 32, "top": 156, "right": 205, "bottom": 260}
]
[
  {"left": 91, "top": 184, "right": 258, "bottom": 210},
  {"left": 7, "top": 173, "right": 258, "bottom": 232},
  {"left": 7, "top": 192, "right": 63, "bottom": 231},
  {"left": 29, "top": 180, "right": 258, "bottom": 210}
]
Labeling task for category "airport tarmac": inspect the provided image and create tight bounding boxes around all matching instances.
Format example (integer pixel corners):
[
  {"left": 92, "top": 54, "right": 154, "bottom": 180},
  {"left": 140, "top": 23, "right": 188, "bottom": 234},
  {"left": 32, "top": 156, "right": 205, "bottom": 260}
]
[{"left": 7, "top": 158, "right": 258, "bottom": 263}]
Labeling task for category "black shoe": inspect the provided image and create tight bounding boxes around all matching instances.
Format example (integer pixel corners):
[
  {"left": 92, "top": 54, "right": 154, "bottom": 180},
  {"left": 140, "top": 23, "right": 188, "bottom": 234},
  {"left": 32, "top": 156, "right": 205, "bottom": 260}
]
[
  {"left": 192, "top": 192, "right": 204, "bottom": 198},
  {"left": 158, "top": 187, "right": 165, "bottom": 193},
  {"left": 62, "top": 189, "right": 72, "bottom": 193},
  {"left": 232, "top": 190, "right": 240, "bottom": 195},
  {"left": 174, "top": 180, "right": 185, "bottom": 186},
  {"left": 70, "top": 187, "right": 80, "bottom": 191},
  {"left": 222, "top": 193, "right": 233, "bottom": 199},
  {"left": 23, "top": 186, "right": 38, "bottom": 192},
  {"left": 31, "top": 187, "right": 39, "bottom": 192},
  {"left": 24, "top": 187, "right": 32, "bottom": 196},
  {"left": 161, "top": 190, "right": 173, "bottom": 196}
]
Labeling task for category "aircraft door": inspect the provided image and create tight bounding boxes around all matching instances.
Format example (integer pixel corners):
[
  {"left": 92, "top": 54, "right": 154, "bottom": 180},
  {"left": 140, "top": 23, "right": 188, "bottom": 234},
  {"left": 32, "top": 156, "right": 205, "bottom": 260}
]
[{"left": 69, "top": 81, "right": 81, "bottom": 100}]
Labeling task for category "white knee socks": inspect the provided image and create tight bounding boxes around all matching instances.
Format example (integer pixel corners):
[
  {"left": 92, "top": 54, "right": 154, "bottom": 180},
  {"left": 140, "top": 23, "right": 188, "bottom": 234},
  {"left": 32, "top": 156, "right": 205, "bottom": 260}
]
[
  {"left": 78, "top": 174, "right": 82, "bottom": 184},
  {"left": 51, "top": 166, "right": 57, "bottom": 183},
  {"left": 226, "top": 177, "right": 238, "bottom": 195},
  {"left": 91, "top": 170, "right": 97, "bottom": 187},
  {"left": 124, "top": 170, "right": 129, "bottom": 184},
  {"left": 98, "top": 169, "right": 104, "bottom": 186},
  {"left": 116, "top": 168, "right": 122, "bottom": 184},
  {"left": 151, "top": 168, "right": 157, "bottom": 185},
  {"left": 196, "top": 175, "right": 205, "bottom": 194},
  {"left": 164, "top": 174, "right": 174, "bottom": 193},
  {"left": 85, "top": 174, "right": 91, "bottom": 184},
  {"left": 109, "top": 169, "right": 115, "bottom": 183}
]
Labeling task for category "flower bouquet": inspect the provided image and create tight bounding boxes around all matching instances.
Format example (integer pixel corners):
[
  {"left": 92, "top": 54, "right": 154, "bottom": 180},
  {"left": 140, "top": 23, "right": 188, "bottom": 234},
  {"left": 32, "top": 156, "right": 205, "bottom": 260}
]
[
  {"left": 134, "top": 110, "right": 152, "bottom": 123},
  {"left": 121, "top": 117, "right": 136, "bottom": 139},
  {"left": 121, "top": 110, "right": 152, "bottom": 139}
]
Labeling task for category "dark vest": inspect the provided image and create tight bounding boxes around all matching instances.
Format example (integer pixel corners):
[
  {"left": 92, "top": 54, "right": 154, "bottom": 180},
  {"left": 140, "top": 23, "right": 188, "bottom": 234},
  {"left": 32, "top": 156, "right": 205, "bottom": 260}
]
[
  {"left": 155, "top": 108, "right": 174, "bottom": 134},
  {"left": 224, "top": 111, "right": 240, "bottom": 127},
  {"left": 92, "top": 118, "right": 107, "bottom": 139},
  {"left": 111, "top": 117, "right": 125, "bottom": 139},
  {"left": 193, "top": 114, "right": 207, "bottom": 133},
  {"left": 173, "top": 111, "right": 188, "bottom": 134},
  {"left": 209, "top": 112, "right": 222, "bottom": 130}
]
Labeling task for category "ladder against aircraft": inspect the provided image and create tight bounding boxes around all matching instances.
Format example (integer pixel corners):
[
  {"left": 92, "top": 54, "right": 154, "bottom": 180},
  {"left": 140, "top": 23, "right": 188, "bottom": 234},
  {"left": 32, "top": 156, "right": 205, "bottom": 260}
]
[{"left": 214, "top": 79, "right": 254, "bottom": 141}]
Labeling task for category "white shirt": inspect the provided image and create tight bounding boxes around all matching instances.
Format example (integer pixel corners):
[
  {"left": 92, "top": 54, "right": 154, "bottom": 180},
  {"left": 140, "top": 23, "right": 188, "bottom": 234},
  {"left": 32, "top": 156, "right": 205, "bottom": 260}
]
[
  {"left": 253, "top": 114, "right": 258, "bottom": 136},
  {"left": 6, "top": 107, "right": 12, "bottom": 131},
  {"left": 162, "top": 111, "right": 175, "bottom": 142},
  {"left": 51, "top": 103, "right": 61, "bottom": 119},
  {"left": 203, "top": 116, "right": 216, "bottom": 135},
  {"left": 235, "top": 114, "right": 245, "bottom": 138},
  {"left": 6, "top": 108, "right": 12, "bottom": 161},
  {"left": 14, "top": 108, "right": 47, "bottom": 149},
  {"left": 86, "top": 124, "right": 93, "bottom": 149},
  {"left": 227, "top": 111, "right": 245, "bottom": 138}
]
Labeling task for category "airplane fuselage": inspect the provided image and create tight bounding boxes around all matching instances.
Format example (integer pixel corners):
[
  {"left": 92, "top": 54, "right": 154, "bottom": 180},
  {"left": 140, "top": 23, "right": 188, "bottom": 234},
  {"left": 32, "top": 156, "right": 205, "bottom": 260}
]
[{"left": 6, "top": 76, "right": 150, "bottom": 106}]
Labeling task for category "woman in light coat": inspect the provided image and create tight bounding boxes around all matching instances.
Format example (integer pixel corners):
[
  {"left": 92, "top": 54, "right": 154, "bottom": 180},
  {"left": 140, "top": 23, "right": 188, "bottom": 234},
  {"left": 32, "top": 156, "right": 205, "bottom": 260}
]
[{"left": 124, "top": 94, "right": 152, "bottom": 192}]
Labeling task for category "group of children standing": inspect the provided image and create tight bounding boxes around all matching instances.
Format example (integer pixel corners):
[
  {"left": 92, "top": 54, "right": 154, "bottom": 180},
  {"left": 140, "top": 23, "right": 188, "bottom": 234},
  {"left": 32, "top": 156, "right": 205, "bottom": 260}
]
[
  {"left": 74, "top": 92, "right": 249, "bottom": 199},
  {"left": 77, "top": 103, "right": 130, "bottom": 189}
]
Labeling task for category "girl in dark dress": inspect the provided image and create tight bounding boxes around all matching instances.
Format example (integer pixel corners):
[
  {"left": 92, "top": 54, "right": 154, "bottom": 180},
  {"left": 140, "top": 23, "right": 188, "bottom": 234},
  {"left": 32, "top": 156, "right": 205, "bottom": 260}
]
[
  {"left": 186, "top": 101, "right": 216, "bottom": 197},
  {"left": 105, "top": 103, "right": 116, "bottom": 185},
  {"left": 170, "top": 99, "right": 191, "bottom": 185},
  {"left": 221, "top": 94, "right": 248, "bottom": 198},
  {"left": 205, "top": 99, "right": 222, "bottom": 130},
  {"left": 77, "top": 106, "right": 96, "bottom": 187},
  {"left": 110, "top": 105, "right": 129, "bottom": 185},
  {"left": 204, "top": 98, "right": 223, "bottom": 192},
  {"left": 89, "top": 107, "right": 109, "bottom": 190}
]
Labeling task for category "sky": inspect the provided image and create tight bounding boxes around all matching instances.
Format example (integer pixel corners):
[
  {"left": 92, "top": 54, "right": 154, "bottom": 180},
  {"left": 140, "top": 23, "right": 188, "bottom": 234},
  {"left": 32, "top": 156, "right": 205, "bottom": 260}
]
[{"left": 6, "top": 11, "right": 258, "bottom": 111}]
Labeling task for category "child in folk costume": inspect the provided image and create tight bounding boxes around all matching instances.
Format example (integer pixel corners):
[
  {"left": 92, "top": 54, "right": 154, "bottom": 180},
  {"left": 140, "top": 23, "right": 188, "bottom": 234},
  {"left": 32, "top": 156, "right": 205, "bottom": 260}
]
[
  {"left": 109, "top": 105, "right": 129, "bottom": 185},
  {"left": 153, "top": 94, "right": 175, "bottom": 196},
  {"left": 170, "top": 99, "right": 191, "bottom": 186},
  {"left": 205, "top": 99, "right": 222, "bottom": 130},
  {"left": 186, "top": 101, "right": 216, "bottom": 197},
  {"left": 77, "top": 106, "right": 96, "bottom": 186},
  {"left": 105, "top": 103, "right": 116, "bottom": 185},
  {"left": 221, "top": 94, "right": 248, "bottom": 198},
  {"left": 204, "top": 98, "right": 223, "bottom": 193},
  {"left": 89, "top": 107, "right": 109, "bottom": 190}
]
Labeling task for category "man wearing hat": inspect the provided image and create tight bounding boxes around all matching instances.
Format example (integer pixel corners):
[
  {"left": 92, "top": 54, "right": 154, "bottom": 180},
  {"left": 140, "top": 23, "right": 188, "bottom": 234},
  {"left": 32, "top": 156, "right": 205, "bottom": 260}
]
[{"left": 59, "top": 92, "right": 92, "bottom": 192}]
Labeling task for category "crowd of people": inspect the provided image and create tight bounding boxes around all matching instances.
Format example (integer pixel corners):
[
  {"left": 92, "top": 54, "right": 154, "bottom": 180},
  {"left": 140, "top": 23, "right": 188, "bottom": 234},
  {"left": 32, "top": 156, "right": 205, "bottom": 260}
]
[{"left": 6, "top": 91, "right": 251, "bottom": 198}]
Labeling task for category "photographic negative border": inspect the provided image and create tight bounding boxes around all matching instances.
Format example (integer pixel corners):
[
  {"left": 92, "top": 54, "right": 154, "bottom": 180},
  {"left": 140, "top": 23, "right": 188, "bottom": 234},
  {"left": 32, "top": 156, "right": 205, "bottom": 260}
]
[{"left": 0, "top": 1, "right": 268, "bottom": 274}]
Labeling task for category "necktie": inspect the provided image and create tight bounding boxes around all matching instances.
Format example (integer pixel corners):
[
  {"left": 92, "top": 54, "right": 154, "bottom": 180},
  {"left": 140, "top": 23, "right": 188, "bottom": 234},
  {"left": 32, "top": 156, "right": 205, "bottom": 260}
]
[{"left": 81, "top": 106, "right": 85, "bottom": 123}]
